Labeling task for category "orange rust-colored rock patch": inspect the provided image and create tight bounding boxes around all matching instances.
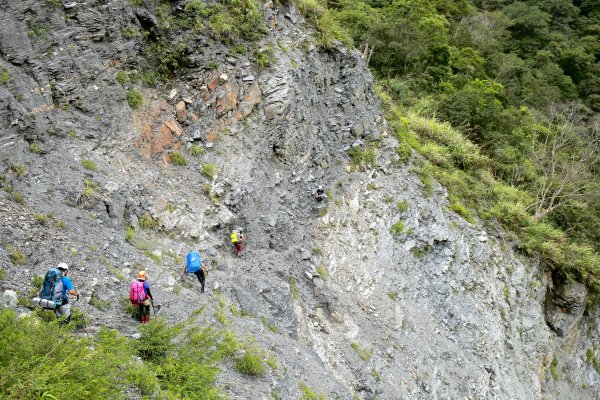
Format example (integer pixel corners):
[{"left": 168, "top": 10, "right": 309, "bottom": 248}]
[
  {"left": 235, "top": 83, "right": 261, "bottom": 121},
  {"left": 136, "top": 100, "right": 183, "bottom": 159},
  {"left": 216, "top": 80, "right": 239, "bottom": 116}
]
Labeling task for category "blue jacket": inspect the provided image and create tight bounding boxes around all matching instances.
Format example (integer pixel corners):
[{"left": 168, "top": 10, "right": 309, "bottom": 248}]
[{"left": 61, "top": 276, "right": 74, "bottom": 302}]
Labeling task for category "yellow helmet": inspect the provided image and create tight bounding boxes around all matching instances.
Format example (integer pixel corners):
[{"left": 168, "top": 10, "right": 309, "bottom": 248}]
[{"left": 137, "top": 270, "right": 147, "bottom": 280}]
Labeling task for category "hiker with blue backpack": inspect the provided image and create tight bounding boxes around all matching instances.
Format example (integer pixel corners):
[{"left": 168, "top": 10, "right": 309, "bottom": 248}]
[
  {"left": 130, "top": 271, "right": 153, "bottom": 323},
  {"left": 185, "top": 251, "right": 208, "bottom": 293},
  {"left": 33, "top": 262, "right": 80, "bottom": 325},
  {"left": 55, "top": 263, "right": 80, "bottom": 324}
]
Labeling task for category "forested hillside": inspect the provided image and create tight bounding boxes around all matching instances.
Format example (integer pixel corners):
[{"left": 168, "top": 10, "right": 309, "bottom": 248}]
[{"left": 302, "top": 0, "right": 600, "bottom": 295}]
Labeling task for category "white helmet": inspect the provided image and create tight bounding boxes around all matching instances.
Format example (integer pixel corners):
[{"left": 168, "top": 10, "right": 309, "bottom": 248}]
[{"left": 58, "top": 262, "right": 69, "bottom": 271}]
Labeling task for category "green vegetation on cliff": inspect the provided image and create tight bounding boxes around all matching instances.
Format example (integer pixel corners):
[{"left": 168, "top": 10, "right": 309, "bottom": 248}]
[
  {"left": 0, "top": 309, "right": 275, "bottom": 399},
  {"left": 303, "top": 0, "right": 600, "bottom": 296}
]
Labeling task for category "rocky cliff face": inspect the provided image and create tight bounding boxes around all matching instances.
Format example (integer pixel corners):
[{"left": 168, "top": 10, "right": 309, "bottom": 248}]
[{"left": 0, "top": 1, "right": 599, "bottom": 399}]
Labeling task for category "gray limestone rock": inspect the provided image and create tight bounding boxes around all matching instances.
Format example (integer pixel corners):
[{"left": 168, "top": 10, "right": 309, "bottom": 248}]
[
  {"left": 0, "top": 290, "right": 18, "bottom": 309},
  {"left": 545, "top": 282, "right": 588, "bottom": 337}
]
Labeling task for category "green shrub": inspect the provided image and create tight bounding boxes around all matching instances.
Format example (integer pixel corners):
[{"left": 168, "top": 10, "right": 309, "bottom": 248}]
[
  {"left": 7, "top": 245, "right": 27, "bottom": 265},
  {"left": 256, "top": 45, "right": 275, "bottom": 70},
  {"left": 169, "top": 152, "right": 187, "bottom": 166},
  {"left": 397, "top": 200, "right": 408, "bottom": 213},
  {"left": 82, "top": 178, "right": 99, "bottom": 200},
  {"left": 27, "top": 19, "right": 48, "bottom": 39},
  {"left": 520, "top": 223, "right": 566, "bottom": 261},
  {"left": 0, "top": 270, "right": 6, "bottom": 280},
  {"left": 416, "top": 162, "right": 434, "bottom": 197},
  {"left": 0, "top": 68, "right": 11, "bottom": 85},
  {"left": 166, "top": 201, "right": 175, "bottom": 212},
  {"left": 122, "top": 27, "right": 138, "bottom": 38},
  {"left": 126, "top": 90, "right": 143, "bottom": 108},
  {"left": 390, "top": 220, "right": 405, "bottom": 234},
  {"left": 295, "top": 0, "right": 351, "bottom": 48},
  {"left": 29, "top": 141, "right": 43, "bottom": 154},
  {"left": 9, "top": 164, "right": 27, "bottom": 177},
  {"left": 396, "top": 141, "right": 412, "bottom": 164},
  {"left": 215, "top": 330, "right": 242, "bottom": 359},
  {"left": 386, "top": 78, "right": 411, "bottom": 102},
  {"left": 348, "top": 145, "right": 377, "bottom": 171},
  {"left": 189, "top": 144, "right": 205, "bottom": 156},
  {"left": 316, "top": 265, "right": 329, "bottom": 278},
  {"left": 141, "top": 71, "right": 157, "bottom": 86},
  {"left": 120, "top": 296, "right": 139, "bottom": 316},
  {"left": 489, "top": 201, "right": 531, "bottom": 230},
  {"left": 81, "top": 159, "right": 97, "bottom": 171},
  {"left": 0, "top": 310, "right": 158, "bottom": 398},
  {"left": 204, "top": 0, "right": 267, "bottom": 43},
  {"left": 201, "top": 163, "right": 218, "bottom": 179},
  {"left": 299, "top": 382, "right": 326, "bottom": 400},
  {"left": 350, "top": 341, "right": 373, "bottom": 361},
  {"left": 144, "top": 250, "right": 161, "bottom": 264},
  {"left": 11, "top": 192, "right": 24, "bottom": 204},
  {"left": 139, "top": 213, "right": 158, "bottom": 230},
  {"left": 266, "top": 356, "right": 277, "bottom": 369},
  {"left": 204, "top": 61, "right": 219, "bottom": 70},
  {"left": 371, "top": 367, "right": 383, "bottom": 382},
  {"left": 116, "top": 71, "right": 128, "bottom": 85},
  {"left": 125, "top": 225, "right": 135, "bottom": 244},
  {"left": 157, "top": 326, "right": 223, "bottom": 398},
  {"left": 33, "top": 213, "right": 49, "bottom": 224},
  {"left": 135, "top": 317, "right": 181, "bottom": 362},
  {"left": 22, "top": 302, "right": 225, "bottom": 400},
  {"left": 448, "top": 198, "right": 475, "bottom": 223},
  {"left": 417, "top": 141, "right": 451, "bottom": 168},
  {"left": 234, "top": 347, "right": 265, "bottom": 376}
]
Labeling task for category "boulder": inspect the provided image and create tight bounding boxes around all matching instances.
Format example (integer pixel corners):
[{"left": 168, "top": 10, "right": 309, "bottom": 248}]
[
  {"left": 0, "top": 290, "right": 18, "bottom": 309},
  {"left": 545, "top": 282, "right": 588, "bottom": 337}
]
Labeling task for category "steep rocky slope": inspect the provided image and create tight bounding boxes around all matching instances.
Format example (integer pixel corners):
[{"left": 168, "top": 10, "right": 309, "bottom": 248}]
[{"left": 0, "top": 1, "right": 599, "bottom": 399}]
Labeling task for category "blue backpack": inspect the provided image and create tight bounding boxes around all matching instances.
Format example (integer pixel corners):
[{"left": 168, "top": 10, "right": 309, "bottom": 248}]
[
  {"left": 186, "top": 251, "right": 202, "bottom": 273},
  {"left": 40, "top": 268, "right": 64, "bottom": 304}
]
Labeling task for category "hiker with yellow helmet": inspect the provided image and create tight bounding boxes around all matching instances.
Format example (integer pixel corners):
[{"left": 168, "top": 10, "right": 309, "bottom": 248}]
[
  {"left": 231, "top": 227, "right": 246, "bottom": 257},
  {"left": 130, "top": 270, "right": 153, "bottom": 323}
]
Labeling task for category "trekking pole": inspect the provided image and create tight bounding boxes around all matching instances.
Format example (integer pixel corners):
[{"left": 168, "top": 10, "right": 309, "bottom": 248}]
[{"left": 151, "top": 299, "right": 156, "bottom": 318}]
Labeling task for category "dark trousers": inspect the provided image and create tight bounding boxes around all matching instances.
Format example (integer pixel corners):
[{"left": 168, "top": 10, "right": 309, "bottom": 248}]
[
  {"left": 194, "top": 269, "right": 205, "bottom": 292},
  {"left": 139, "top": 303, "right": 150, "bottom": 317}
]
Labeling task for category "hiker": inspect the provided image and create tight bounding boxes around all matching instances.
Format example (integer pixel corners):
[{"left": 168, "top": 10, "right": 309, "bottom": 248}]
[
  {"left": 185, "top": 251, "right": 208, "bottom": 293},
  {"left": 231, "top": 228, "right": 245, "bottom": 257},
  {"left": 131, "top": 270, "right": 153, "bottom": 323},
  {"left": 316, "top": 185, "right": 325, "bottom": 202},
  {"left": 55, "top": 263, "right": 80, "bottom": 325}
]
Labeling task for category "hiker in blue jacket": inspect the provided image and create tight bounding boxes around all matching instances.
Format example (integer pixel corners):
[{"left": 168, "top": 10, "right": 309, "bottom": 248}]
[
  {"left": 55, "top": 263, "right": 80, "bottom": 324},
  {"left": 185, "top": 251, "right": 208, "bottom": 293}
]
